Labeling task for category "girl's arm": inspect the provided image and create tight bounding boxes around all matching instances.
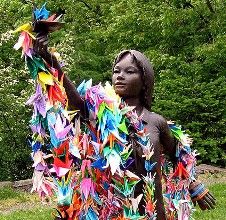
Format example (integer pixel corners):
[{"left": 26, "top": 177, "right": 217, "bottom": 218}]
[
  {"left": 158, "top": 118, "right": 177, "bottom": 162},
  {"left": 34, "top": 34, "right": 87, "bottom": 117}
]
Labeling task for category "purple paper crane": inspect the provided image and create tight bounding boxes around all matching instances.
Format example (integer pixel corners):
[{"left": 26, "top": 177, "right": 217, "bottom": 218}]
[{"left": 26, "top": 84, "right": 47, "bottom": 118}]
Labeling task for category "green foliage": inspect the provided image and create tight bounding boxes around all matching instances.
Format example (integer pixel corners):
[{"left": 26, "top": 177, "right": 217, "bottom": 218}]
[
  {"left": 0, "top": 0, "right": 225, "bottom": 180},
  {"left": 0, "top": 1, "right": 34, "bottom": 181}
]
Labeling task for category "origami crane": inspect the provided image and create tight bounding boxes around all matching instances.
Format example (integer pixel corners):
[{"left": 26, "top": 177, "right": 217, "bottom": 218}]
[{"left": 26, "top": 84, "right": 47, "bottom": 118}]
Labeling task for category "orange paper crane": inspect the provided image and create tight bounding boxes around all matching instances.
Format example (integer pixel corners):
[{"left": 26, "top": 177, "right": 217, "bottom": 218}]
[
  {"left": 61, "top": 192, "right": 82, "bottom": 219},
  {"left": 50, "top": 140, "right": 73, "bottom": 177},
  {"left": 48, "top": 82, "right": 67, "bottom": 105},
  {"left": 54, "top": 140, "right": 69, "bottom": 157},
  {"left": 172, "top": 162, "right": 189, "bottom": 179}
]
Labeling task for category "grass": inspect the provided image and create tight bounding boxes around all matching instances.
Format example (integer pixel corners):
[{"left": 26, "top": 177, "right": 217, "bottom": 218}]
[
  {"left": 0, "top": 186, "right": 25, "bottom": 201},
  {"left": 0, "top": 186, "right": 32, "bottom": 211},
  {"left": 0, "top": 183, "right": 225, "bottom": 219},
  {"left": 0, "top": 207, "right": 52, "bottom": 220},
  {"left": 193, "top": 183, "right": 226, "bottom": 220},
  {"left": 0, "top": 187, "right": 52, "bottom": 220}
]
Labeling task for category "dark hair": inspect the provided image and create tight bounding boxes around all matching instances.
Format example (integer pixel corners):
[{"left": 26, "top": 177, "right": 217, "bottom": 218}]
[{"left": 113, "top": 50, "right": 154, "bottom": 109}]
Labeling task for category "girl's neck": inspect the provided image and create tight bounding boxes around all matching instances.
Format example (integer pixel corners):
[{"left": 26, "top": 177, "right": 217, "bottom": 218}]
[{"left": 124, "top": 97, "right": 143, "bottom": 116}]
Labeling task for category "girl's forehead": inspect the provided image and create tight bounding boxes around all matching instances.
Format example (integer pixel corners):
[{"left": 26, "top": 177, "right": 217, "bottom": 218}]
[{"left": 115, "top": 54, "right": 138, "bottom": 68}]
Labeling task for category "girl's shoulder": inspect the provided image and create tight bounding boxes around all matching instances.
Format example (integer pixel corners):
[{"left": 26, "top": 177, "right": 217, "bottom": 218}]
[{"left": 142, "top": 108, "right": 167, "bottom": 125}]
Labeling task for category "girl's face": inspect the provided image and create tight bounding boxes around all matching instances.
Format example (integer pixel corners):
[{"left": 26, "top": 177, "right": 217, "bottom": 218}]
[{"left": 112, "top": 54, "right": 143, "bottom": 99}]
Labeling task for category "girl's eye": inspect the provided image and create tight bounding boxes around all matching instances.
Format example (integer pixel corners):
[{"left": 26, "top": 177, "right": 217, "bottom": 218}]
[
  {"left": 113, "top": 70, "right": 120, "bottom": 74},
  {"left": 127, "top": 70, "right": 135, "bottom": 74}
]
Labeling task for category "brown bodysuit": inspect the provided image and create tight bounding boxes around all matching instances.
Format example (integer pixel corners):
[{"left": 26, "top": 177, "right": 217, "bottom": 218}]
[{"left": 129, "top": 108, "right": 176, "bottom": 220}]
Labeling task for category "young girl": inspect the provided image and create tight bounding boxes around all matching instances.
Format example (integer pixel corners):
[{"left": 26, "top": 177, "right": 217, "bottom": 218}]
[{"left": 34, "top": 32, "right": 215, "bottom": 218}]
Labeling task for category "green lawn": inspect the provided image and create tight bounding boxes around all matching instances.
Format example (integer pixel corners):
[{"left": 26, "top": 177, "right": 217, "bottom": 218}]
[
  {"left": 0, "top": 208, "right": 52, "bottom": 220},
  {"left": 0, "top": 186, "right": 53, "bottom": 220},
  {"left": 0, "top": 183, "right": 225, "bottom": 220},
  {"left": 193, "top": 183, "right": 226, "bottom": 220}
]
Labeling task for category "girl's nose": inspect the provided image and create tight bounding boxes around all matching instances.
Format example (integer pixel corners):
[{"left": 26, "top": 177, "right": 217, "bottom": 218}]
[{"left": 116, "top": 71, "right": 125, "bottom": 80}]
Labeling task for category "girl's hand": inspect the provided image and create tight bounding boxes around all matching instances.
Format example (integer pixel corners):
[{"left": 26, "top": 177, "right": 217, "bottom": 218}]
[
  {"left": 189, "top": 180, "right": 216, "bottom": 210},
  {"left": 33, "top": 33, "right": 50, "bottom": 58}
]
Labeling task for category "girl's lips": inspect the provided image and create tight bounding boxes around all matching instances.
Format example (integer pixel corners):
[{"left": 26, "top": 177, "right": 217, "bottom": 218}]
[
  {"left": 115, "top": 81, "right": 126, "bottom": 86},
  {"left": 115, "top": 84, "right": 126, "bottom": 89}
]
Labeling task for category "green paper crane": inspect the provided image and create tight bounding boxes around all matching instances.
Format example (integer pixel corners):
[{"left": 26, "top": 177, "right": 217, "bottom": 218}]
[
  {"left": 123, "top": 206, "right": 145, "bottom": 220},
  {"left": 26, "top": 56, "right": 47, "bottom": 79},
  {"left": 112, "top": 177, "right": 140, "bottom": 198}
]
